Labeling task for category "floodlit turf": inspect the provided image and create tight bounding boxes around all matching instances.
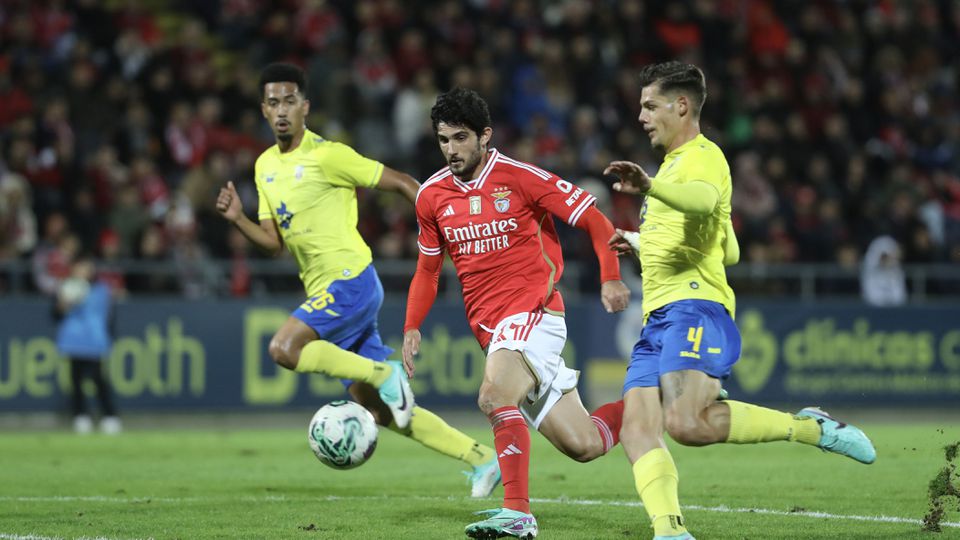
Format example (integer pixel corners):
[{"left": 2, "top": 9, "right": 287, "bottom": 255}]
[{"left": 0, "top": 420, "right": 956, "bottom": 539}]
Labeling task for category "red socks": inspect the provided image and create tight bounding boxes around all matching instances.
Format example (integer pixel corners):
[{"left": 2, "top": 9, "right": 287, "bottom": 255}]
[
  {"left": 590, "top": 400, "right": 624, "bottom": 453},
  {"left": 485, "top": 401, "right": 621, "bottom": 514},
  {"left": 488, "top": 406, "right": 530, "bottom": 514}
]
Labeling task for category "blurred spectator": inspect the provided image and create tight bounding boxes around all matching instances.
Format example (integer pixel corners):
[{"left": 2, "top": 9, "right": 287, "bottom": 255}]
[
  {"left": 226, "top": 227, "right": 252, "bottom": 297},
  {"left": 31, "top": 213, "right": 74, "bottom": 295},
  {"left": 85, "top": 144, "right": 129, "bottom": 212},
  {"left": 731, "top": 152, "right": 776, "bottom": 250},
  {"left": 54, "top": 253, "right": 121, "bottom": 434},
  {"left": 393, "top": 69, "right": 438, "bottom": 161},
  {"left": 164, "top": 102, "right": 206, "bottom": 172},
  {"left": 108, "top": 184, "right": 148, "bottom": 258},
  {"left": 171, "top": 228, "right": 215, "bottom": 299},
  {"left": 352, "top": 30, "right": 397, "bottom": 108},
  {"left": 861, "top": 236, "right": 907, "bottom": 307},
  {"left": 68, "top": 187, "right": 101, "bottom": 252},
  {"left": 127, "top": 223, "right": 173, "bottom": 294},
  {"left": 0, "top": 57, "right": 33, "bottom": 124},
  {"left": 95, "top": 228, "right": 128, "bottom": 299},
  {"left": 0, "top": 172, "right": 38, "bottom": 259}
]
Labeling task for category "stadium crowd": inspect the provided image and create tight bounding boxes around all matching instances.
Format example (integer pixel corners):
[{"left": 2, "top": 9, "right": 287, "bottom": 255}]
[{"left": 0, "top": 0, "right": 958, "bottom": 297}]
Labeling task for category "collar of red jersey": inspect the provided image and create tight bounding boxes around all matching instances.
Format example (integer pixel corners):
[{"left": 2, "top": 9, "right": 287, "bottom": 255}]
[{"left": 450, "top": 148, "right": 500, "bottom": 192}]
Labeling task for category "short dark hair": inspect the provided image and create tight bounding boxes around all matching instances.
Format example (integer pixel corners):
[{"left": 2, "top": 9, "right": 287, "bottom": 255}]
[
  {"left": 430, "top": 87, "right": 492, "bottom": 137},
  {"left": 638, "top": 61, "right": 707, "bottom": 116},
  {"left": 259, "top": 63, "right": 307, "bottom": 100}
]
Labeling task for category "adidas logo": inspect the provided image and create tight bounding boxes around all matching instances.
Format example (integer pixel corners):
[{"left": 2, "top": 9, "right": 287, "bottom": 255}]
[
  {"left": 498, "top": 444, "right": 523, "bottom": 457},
  {"left": 443, "top": 204, "right": 455, "bottom": 216}
]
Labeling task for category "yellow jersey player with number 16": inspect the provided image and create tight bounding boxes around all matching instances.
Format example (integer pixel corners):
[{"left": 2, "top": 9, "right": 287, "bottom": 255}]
[{"left": 215, "top": 63, "right": 500, "bottom": 498}]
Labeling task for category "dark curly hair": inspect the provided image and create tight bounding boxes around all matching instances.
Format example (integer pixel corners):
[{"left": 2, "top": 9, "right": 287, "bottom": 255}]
[
  {"left": 638, "top": 61, "right": 707, "bottom": 117},
  {"left": 259, "top": 63, "right": 307, "bottom": 100},
  {"left": 430, "top": 87, "right": 492, "bottom": 137}
]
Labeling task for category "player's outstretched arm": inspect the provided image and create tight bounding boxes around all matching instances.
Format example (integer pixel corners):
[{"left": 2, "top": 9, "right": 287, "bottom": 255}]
[
  {"left": 216, "top": 182, "right": 283, "bottom": 256},
  {"left": 376, "top": 166, "right": 420, "bottom": 205},
  {"left": 605, "top": 160, "right": 719, "bottom": 215},
  {"left": 644, "top": 179, "right": 719, "bottom": 215},
  {"left": 723, "top": 220, "right": 740, "bottom": 266},
  {"left": 575, "top": 206, "right": 630, "bottom": 313},
  {"left": 402, "top": 251, "right": 443, "bottom": 377}
]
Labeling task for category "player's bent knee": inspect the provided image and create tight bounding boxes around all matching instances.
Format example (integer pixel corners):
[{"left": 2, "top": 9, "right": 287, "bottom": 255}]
[
  {"left": 619, "top": 421, "right": 659, "bottom": 450},
  {"left": 267, "top": 338, "right": 298, "bottom": 370},
  {"left": 476, "top": 394, "right": 498, "bottom": 416},
  {"left": 663, "top": 411, "right": 710, "bottom": 446},
  {"left": 476, "top": 384, "right": 513, "bottom": 415},
  {"left": 561, "top": 434, "right": 604, "bottom": 463}
]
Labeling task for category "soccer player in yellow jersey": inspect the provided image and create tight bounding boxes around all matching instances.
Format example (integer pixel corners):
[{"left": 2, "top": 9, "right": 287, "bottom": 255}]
[
  {"left": 215, "top": 63, "right": 500, "bottom": 497},
  {"left": 605, "top": 62, "right": 876, "bottom": 540}
]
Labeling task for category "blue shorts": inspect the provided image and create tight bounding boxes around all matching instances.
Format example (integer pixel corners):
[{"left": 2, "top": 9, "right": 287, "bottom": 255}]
[
  {"left": 623, "top": 299, "right": 741, "bottom": 392},
  {"left": 293, "top": 265, "right": 394, "bottom": 388}
]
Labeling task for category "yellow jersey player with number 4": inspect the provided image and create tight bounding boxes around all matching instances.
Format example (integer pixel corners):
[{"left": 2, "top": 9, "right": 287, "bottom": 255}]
[
  {"left": 606, "top": 61, "right": 876, "bottom": 540},
  {"left": 216, "top": 63, "right": 500, "bottom": 498}
]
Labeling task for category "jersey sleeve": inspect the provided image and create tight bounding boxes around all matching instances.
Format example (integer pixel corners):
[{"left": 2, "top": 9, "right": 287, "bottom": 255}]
[
  {"left": 322, "top": 142, "right": 384, "bottom": 189},
  {"left": 255, "top": 158, "right": 272, "bottom": 221},
  {"left": 414, "top": 190, "right": 444, "bottom": 257},
  {"left": 516, "top": 166, "right": 597, "bottom": 227}
]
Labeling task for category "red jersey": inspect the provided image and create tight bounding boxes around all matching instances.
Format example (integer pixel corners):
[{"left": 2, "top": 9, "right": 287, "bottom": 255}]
[{"left": 415, "top": 149, "right": 598, "bottom": 348}]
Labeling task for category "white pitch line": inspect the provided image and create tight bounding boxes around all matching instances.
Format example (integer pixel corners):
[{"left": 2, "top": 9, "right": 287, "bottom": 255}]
[
  {"left": 0, "top": 535, "right": 149, "bottom": 540},
  {"left": 530, "top": 497, "right": 960, "bottom": 528},
  {"left": 3, "top": 494, "right": 957, "bottom": 530},
  {"left": 0, "top": 496, "right": 196, "bottom": 503}
]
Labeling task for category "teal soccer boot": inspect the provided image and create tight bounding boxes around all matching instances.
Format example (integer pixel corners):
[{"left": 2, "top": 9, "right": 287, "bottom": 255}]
[
  {"left": 466, "top": 457, "right": 502, "bottom": 498},
  {"left": 378, "top": 360, "right": 414, "bottom": 429},
  {"left": 797, "top": 407, "right": 876, "bottom": 464},
  {"left": 465, "top": 508, "right": 538, "bottom": 539}
]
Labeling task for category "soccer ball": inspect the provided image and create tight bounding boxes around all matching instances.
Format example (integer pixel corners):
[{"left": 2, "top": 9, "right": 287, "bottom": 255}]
[{"left": 308, "top": 400, "right": 378, "bottom": 470}]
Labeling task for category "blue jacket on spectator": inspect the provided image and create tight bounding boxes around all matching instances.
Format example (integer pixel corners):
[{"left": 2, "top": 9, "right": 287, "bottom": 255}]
[{"left": 56, "top": 282, "right": 112, "bottom": 359}]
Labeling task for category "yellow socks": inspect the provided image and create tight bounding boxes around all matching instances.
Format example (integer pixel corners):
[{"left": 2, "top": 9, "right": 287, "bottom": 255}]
[
  {"left": 633, "top": 448, "right": 686, "bottom": 537},
  {"left": 389, "top": 406, "right": 496, "bottom": 466},
  {"left": 295, "top": 342, "right": 496, "bottom": 466},
  {"left": 294, "top": 340, "right": 391, "bottom": 387},
  {"left": 725, "top": 400, "right": 821, "bottom": 445}
]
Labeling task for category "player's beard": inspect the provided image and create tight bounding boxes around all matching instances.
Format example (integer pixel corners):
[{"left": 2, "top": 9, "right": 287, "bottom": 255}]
[{"left": 450, "top": 142, "right": 483, "bottom": 179}]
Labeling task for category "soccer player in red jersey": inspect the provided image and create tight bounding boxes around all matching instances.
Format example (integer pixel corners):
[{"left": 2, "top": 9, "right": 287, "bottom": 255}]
[{"left": 402, "top": 88, "right": 631, "bottom": 539}]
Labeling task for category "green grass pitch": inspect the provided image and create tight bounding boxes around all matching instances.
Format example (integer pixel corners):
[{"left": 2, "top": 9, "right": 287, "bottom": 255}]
[{"left": 0, "top": 419, "right": 956, "bottom": 539}]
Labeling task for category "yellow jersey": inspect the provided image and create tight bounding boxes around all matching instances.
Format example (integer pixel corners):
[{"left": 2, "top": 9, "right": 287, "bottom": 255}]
[
  {"left": 637, "top": 133, "right": 736, "bottom": 316},
  {"left": 255, "top": 130, "right": 384, "bottom": 296}
]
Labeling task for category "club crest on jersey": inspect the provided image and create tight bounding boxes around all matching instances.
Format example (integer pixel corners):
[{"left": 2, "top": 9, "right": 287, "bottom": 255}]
[
  {"left": 491, "top": 188, "right": 512, "bottom": 213},
  {"left": 294, "top": 165, "right": 304, "bottom": 180},
  {"left": 277, "top": 201, "right": 294, "bottom": 230},
  {"left": 469, "top": 195, "right": 482, "bottom": 215}
]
